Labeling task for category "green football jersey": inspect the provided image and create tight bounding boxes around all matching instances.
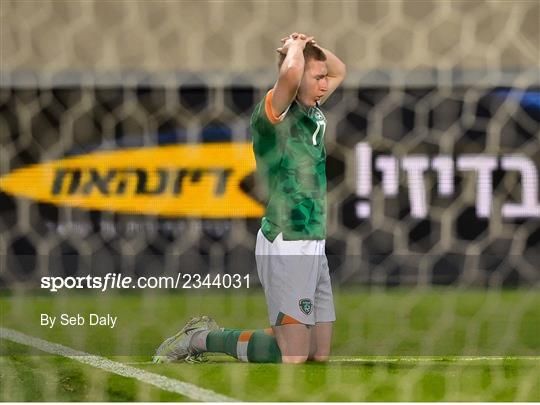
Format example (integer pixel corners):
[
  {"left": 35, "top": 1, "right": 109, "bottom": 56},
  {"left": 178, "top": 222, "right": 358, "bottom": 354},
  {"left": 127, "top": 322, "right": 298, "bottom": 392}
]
[{"left": 251, "top": 90, "right": 327, "bottom": 241}]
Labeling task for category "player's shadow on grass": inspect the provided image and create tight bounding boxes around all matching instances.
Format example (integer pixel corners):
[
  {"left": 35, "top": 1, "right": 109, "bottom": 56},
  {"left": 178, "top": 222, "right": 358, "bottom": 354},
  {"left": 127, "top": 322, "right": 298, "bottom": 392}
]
[{"left": 327, "top": 360, "right": 530, "bottom": 372}]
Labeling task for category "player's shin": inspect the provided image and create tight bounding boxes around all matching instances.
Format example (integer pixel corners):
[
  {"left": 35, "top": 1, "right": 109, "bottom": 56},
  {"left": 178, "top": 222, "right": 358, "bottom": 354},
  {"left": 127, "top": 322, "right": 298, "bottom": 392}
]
[{"left": 202, "top": 328, "right": 282, "bottom": 363}]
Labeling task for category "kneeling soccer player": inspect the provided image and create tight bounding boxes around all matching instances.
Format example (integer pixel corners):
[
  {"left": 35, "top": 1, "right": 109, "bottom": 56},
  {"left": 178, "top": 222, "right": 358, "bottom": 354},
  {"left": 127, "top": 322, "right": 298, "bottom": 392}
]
[{"left": 153, "top": 32, "right": 346, "bottom": 364}]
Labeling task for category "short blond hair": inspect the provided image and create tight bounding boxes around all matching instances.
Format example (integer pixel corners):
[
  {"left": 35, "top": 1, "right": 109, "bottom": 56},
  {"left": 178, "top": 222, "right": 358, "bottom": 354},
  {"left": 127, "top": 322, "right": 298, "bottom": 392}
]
[{"left": 278, "top": 43, "right": 326, "bottom": 69}]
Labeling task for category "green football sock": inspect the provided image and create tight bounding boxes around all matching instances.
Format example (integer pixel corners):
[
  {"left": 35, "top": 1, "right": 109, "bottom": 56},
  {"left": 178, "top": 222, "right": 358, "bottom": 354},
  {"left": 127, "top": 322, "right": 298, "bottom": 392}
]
[{"left": 206, "top": 328, "right": 282, "bottom": 363}]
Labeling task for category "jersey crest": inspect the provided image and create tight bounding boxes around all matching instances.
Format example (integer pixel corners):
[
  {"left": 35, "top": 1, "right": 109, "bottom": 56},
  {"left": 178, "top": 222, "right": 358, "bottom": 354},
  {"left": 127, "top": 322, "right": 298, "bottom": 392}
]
[{"left": 308, "top": 106, "right": 326, "bottom": 146}]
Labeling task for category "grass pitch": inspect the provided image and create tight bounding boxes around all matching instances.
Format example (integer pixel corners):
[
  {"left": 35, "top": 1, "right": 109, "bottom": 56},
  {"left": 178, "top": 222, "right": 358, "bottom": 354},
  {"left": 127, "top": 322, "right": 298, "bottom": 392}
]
[{"left": 1, "top": 289, "right": 539, "bottom": 401}]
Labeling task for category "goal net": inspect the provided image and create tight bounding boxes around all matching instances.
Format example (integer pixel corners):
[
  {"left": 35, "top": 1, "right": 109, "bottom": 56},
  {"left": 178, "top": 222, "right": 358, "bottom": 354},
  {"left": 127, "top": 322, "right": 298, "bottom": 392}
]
[{"left": 1, "top": 0, "right": 539, "bottom": 401}]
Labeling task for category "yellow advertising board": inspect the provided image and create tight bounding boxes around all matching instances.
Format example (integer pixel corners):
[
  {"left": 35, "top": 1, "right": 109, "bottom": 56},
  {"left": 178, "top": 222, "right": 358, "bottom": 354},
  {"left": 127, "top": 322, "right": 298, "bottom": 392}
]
[{"left": 0, "top": 143, "right": 264, "bottom": 218}]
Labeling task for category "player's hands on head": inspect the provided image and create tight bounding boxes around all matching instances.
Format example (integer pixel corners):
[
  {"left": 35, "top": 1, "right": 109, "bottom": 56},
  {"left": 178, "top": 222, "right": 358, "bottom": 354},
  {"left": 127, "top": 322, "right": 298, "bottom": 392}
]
[{"left": 276, "top": 32, "right": 316, "bottom": 55}]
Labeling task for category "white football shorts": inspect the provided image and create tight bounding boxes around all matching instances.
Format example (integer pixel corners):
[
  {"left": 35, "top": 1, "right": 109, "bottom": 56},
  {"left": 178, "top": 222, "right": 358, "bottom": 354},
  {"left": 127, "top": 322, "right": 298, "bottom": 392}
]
[{"left": 255, "top": 229, "right": 336, "bottom": 326}]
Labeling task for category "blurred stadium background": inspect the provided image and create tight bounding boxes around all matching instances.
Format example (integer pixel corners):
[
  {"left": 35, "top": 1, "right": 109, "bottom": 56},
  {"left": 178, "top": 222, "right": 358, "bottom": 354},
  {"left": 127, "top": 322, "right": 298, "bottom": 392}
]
[{"left": 1, "top": 0, "right": 539, "bottom": 401}]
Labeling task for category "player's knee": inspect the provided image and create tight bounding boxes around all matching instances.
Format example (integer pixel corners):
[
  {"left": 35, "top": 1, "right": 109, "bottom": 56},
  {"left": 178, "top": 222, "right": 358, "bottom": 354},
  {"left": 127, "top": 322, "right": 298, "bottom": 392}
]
[
  {"left": 308, "top": 345, "right": 331, "bottom": 362},
  {"left": 311, "top": 353, "right": 329, "bottom": 362},
  {"left": 281, "top": 355, "right": 309, "bottom": 364}
]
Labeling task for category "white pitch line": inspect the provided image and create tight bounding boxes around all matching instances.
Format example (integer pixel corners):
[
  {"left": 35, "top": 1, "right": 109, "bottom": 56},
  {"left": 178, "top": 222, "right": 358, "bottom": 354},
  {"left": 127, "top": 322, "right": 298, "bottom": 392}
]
[
  {"left": 0, "top": 327, "right": 237, "bottom": 402},
  {"left": 331, "top": 356, "right": 540, "bottom": 363}
]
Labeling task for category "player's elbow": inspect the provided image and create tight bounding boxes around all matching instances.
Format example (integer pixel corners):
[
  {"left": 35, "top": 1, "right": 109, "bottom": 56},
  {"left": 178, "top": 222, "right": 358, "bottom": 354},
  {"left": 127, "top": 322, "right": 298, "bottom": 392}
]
[
  {"left": 340, "top": 62, "right": 347, "bottom": 79},
  {"left": 336, "top": 62, "right": 347, "bottom": 82},
  {"left": 328, "top": 63, "right": 347, "bottom": 88}
]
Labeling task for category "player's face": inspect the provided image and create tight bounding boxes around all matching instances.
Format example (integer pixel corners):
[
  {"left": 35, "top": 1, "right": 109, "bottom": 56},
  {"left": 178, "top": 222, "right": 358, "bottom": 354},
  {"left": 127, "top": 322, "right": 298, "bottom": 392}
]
[{"left": 297, "top": 60, "right": 328, "bottom": 107}]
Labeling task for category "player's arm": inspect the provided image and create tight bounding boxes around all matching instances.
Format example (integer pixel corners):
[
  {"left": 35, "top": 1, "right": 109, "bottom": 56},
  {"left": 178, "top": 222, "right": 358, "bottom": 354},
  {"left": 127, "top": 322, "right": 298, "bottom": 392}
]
[
  {"left": 315, "top": 45, "right": 346, "bottom": 105},
  {"left": 270, "top": 34, "right": 314, "bottom": 120}
]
